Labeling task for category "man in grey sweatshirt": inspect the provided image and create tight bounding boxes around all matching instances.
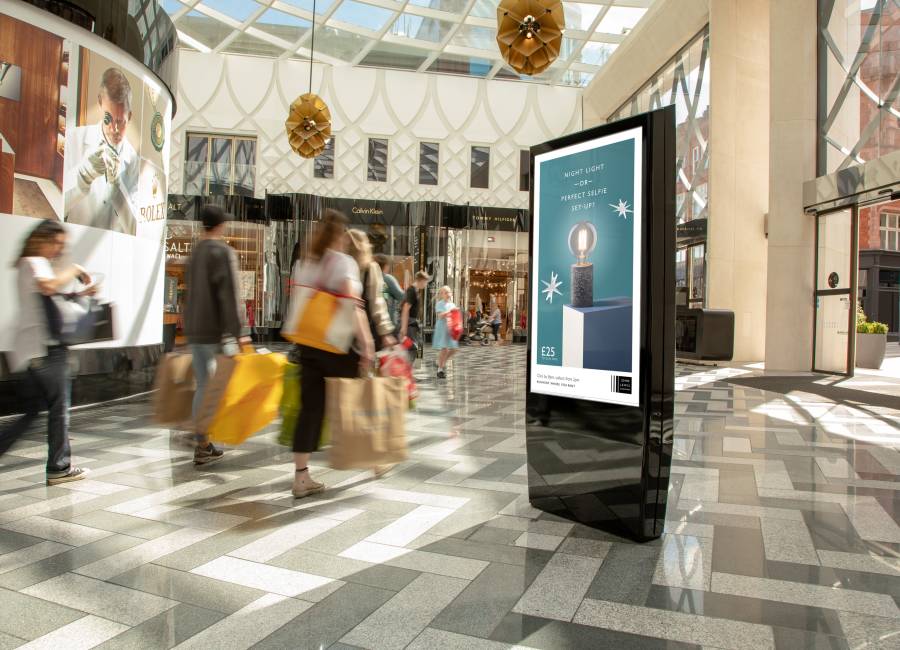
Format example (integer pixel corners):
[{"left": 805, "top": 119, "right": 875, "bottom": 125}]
[{"left": 183, "top": 205, "right": 249, "bottom": 465}]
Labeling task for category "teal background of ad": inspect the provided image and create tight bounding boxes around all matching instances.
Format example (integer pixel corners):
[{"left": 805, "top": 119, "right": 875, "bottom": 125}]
[{"left": 535, "top": 138, "right": 636, "bottom": 366}]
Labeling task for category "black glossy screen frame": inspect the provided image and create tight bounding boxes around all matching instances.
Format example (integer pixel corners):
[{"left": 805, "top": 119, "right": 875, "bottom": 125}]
[{"left": 525, "top": 106, "right": 676, "bottom": 541}]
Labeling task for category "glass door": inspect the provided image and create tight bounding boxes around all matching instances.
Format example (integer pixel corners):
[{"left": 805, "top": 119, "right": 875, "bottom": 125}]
[{"left": 813, "top": 207, "right": 858, "bottom": 375}]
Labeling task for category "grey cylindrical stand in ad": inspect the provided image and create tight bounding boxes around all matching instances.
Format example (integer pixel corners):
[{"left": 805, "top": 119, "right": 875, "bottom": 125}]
[{"left": 525, "top": 106, "right": 676, "bottom": 542}]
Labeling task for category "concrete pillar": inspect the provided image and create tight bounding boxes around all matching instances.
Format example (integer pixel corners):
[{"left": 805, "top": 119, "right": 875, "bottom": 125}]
[
  {"left": 706, "top": 0, "right": 770, "bottom": 362},
  {"left": 764, "top": 0, "right": 818, "bottom": 370}
]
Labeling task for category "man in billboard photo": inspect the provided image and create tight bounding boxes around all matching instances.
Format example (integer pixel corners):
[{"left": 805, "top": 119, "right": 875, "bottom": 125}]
[{"left": 64, "top": 67, "right": 140, "bottom": 235}]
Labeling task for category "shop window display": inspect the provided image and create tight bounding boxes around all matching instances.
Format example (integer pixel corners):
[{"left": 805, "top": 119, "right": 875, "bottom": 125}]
[{"left": 164, "top": 219, "right": 268, "bottom": 343}]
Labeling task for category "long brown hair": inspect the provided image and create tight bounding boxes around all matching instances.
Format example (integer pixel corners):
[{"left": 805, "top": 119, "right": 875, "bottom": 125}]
[
  {"left": 309, "top": 209, "right": 349, "bottom": 260},
  {"left": 346, "top": 229, "right": 373, "bottom": 269},
  {"left": 14, "top": 219, "right": 65, "bottom": 267}
]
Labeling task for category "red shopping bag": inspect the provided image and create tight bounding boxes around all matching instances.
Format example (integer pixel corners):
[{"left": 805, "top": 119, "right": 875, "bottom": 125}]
[
  {"left": 447, "top": 308, "right": 463, "bottom": 341},
  {"left": 378, "top": 346, "right": 418, "bottom": 406}
]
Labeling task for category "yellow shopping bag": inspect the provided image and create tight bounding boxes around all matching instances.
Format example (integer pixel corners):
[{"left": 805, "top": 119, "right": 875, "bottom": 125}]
[
  {"left": 282, "top": 286, "right": 357, "bottom": 353},
  {"left": 199, "top": 349, "right": 288, "bottom": 446}
]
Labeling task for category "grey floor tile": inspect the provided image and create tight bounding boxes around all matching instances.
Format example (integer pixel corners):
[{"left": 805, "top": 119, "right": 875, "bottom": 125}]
[
  {"left": 771, "top": 626, "right": 850, "bottom": 650},
  {"left": 573, "top": 598, "right": 775, "bottom": 649},
  {"left": 837, "top": 611, "right": 900, "bottom": 650},
  {"left": 432, "top": 561, "right": 542, "bottom": 638},
  {"left": 340, "top": 573, "right": 469, "bottom": 650},
  {"left": 109, "top": 563, "right": 266, "bottom": 614},
  {"left": 22, "top": 572, "right": 178, "bottom": 626},
  {"left": 710, "top": 525, "right": 767, "bottom": 578},
  {"left": 760, "top": 517, "right": 820, "bottom": 565},
  {"left": 171, "top": 593, "right": 312, "bottom": 650},
  {"left": 490, "top": 612, "right": 701, "bottom": 650},
  {"left": 0, "top": 528, "right": 44, "bottom": 555},
  {"left": 586, "top": 543, "right": 659, "bottom": 605},
  {"left": 94, "top": 604, "right": 224, "bottom": 650},
  {"left": 0, "top": 586, "right": 85, "bottom": 641},
  {"left": 254, "top": 582, "right": 395, "bottom": 650},
  {"left": 467, "top": 526, "right": 523, "bottom": 546},
  {"left": 0, "top": 533, "right": 145, "bottom": 591},
  {"left": 711, "top": 571, "right": 900, "bottom": 618},
  {"left": 408, "top": 628, "right": 535, "bottom": 650},
  {"left": 67, "top": 510, "right": 181, "bottom": 541},
  {"left": 513, "top": 553, "right": 603, "bottom": 621},
  {"left": 652, "top": 534, "right": 712, "bottom": 591},
  {"left": 0, "top": 631, "right": 24, "bottom": 650},
  {"left": 644, "top": 585, "right": 846, "bottom": 638}
]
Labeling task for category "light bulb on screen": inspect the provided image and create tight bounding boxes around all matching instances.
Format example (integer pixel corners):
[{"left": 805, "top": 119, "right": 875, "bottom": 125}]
[{"left": 567, "top": 221, "right": 597, "bottom": 308}]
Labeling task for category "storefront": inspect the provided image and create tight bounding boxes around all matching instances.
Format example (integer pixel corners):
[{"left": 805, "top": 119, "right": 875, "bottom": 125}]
[{"left": 164, "top": 194, "right": 529, "bottom": 342}]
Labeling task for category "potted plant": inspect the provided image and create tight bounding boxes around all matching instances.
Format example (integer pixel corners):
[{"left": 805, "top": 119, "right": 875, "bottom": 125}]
[{"left": 856, "top": 306, "right": 889, "bottom": 369}]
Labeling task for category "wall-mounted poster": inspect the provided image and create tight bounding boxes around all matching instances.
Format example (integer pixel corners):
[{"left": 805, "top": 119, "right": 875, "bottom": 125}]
[
  {"left": 530, "top": 127, "right": 643, "bottom": 407},
  {"left": 0, "top": 4, "right": 172, "bottom": 351}
]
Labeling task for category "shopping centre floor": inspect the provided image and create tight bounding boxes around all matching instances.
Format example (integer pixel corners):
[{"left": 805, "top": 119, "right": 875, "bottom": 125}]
[{"left": 0, "top": 346, "right": 898, "bottom": 650}]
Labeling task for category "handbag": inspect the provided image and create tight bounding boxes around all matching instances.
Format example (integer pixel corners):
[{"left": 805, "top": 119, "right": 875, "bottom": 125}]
[
  {"left": 44, "top": 294, "right": 115, "bottom": 345},
  {"left": 282, "top": 254, "right": 357, "bottom": 354}
]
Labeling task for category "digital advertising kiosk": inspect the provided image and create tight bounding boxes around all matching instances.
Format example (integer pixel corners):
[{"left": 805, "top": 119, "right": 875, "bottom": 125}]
[{"left": 525, "top": 107, "right": 676, "bottom": 541}]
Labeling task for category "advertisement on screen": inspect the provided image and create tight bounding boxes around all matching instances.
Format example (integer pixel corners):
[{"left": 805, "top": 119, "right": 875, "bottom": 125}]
[
  {"left": 530, "top": 127, "right": 642, "bottom": 406},
  {"left": 0, "top": 8, "right": 170, "bottom": 350}
]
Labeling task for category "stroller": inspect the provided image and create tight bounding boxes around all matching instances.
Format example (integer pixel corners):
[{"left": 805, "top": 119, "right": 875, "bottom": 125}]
[{"left": 467, "top": 318, "right": 494, "bottom": 345}]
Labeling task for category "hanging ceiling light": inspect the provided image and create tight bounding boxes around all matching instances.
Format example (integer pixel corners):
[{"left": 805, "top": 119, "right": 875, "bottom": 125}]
[
  {"left": 285, "top": 0, "right": 331, "bottom": 159},
  {"left": 496, "top": 0, "right": 565, "bottom": 76}
]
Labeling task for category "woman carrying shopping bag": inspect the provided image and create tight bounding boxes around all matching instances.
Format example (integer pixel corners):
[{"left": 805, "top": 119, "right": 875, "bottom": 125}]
[
  {"left": 433, "top": 286, "right": 459, "bottom": 379},
  {"left": 0, "top": 220, "right": 95, "bottom": 485},
  {"left": 287, "top": 210, "right": 375, "bottom": 498}
]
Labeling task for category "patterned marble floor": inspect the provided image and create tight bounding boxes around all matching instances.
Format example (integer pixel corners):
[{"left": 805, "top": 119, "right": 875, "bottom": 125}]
[{"left": 0, "top": 346, "right": 898, "bottom": 649}]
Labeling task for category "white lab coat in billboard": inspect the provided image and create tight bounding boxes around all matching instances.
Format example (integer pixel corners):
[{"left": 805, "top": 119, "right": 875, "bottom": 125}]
[{"left": 64, "top": 123, "right": 140, "bottom": 235}]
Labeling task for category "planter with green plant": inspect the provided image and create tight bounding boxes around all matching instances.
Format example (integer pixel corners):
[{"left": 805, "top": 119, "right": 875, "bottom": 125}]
[{"left": 856, "top": 306, "right": 888, "bottom": 369}]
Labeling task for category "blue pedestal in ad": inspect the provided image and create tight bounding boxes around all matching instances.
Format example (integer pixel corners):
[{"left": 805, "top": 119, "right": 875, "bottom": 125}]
[{"left": 561, "top": 298, "right": 633, "bottom": 372}]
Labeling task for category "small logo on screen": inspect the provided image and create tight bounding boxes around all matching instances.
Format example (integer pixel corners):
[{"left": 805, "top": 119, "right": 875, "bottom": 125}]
[{"left": 612, "top": 376, "right": 632, "bottom": 394}]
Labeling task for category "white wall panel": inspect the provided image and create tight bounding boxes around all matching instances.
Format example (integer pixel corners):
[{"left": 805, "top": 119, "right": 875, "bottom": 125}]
[{"left": 170, "top": 50, "right": 582, "bottom": 208}]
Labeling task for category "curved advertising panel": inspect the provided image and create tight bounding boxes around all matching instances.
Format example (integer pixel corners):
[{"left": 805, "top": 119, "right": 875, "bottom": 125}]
[{"left": 0, "top": 4, "right": 172, "bottom": 354}]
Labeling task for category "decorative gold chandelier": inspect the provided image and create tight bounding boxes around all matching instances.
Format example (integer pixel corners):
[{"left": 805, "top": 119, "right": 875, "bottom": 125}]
[
  {"left": 285, "top": 0, "right": 331, "bottom": 159},
  {"left": 496, "top": 0, "right": 565, "bottom": 76},
  {"left": 286, "top": 93, "right": 332, "bottom": 159}
]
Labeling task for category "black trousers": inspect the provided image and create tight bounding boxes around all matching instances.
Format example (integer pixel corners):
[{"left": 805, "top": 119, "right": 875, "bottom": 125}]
[
  {"left": 491, "top": 323, "right": 500, "bottom": 341},
  {"left": 293, "top": 345, "right": 359, "bottom": 453}
]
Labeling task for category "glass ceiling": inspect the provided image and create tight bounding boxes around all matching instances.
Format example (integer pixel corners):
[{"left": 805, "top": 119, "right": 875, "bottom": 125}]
[{"left": 160, "top": 0, "right": 655, "bottom": 86}]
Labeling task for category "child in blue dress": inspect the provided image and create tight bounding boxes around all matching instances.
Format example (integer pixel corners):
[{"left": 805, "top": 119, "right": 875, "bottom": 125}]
[{"left": 433, "top": 286, "right": 459, "bottom": 379}]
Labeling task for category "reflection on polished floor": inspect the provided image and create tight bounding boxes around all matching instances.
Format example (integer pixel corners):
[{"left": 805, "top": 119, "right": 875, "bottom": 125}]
[{"left": 0, "top": 347, "right": 898, "bottom": 649}]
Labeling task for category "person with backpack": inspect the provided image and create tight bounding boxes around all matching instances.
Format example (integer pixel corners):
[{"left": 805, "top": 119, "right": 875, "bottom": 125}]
[
  {"left": 433, "top": 286, "right": 459, "bottom": 379},
  {"left": 0, "top": 219, "right": 93, "bottom": 485}
]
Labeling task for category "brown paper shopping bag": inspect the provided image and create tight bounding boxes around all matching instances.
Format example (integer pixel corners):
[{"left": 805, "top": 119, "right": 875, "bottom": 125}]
[
  {"left": 152, "top": 353, "right": 195, "bottom": 425},
  {"left": 327, "top": 376, "right": 408, "bottom": 470}
]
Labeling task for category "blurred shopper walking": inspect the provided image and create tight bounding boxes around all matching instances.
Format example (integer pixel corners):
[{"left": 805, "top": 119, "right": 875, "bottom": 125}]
[
  {"left": 398, "top": 271, "right": 429, "bottom": 361},
  {"left": 348, "top": 231, "right": 396, "bottom": 353},
  {"left": 374, "top": 254, "right": 404, "bottom": 329},
  {"left": 184, "top": 205, "right": 249, "bottom": 466},
  {"left": 433, "top": 286, "right": 459, "bottom": 379},
  {"left": 0, "top": 220, "right": 92, "bottom": 484},
  {"left": 290, "top": 211, "right": 374, "bottom": 498}
]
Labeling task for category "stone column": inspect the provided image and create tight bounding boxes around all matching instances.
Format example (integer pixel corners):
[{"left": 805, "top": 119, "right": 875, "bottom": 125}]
[
  {"left": 764, "top": 0, "right": 818, "bottom": 370},
  {"left": 706, "top": 0, "right": 770, "bottom": 362}
]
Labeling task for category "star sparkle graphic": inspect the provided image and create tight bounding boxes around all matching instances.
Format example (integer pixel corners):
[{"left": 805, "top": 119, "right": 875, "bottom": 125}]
[
  {"left": 541, "top": 271, "right": 563, "bottom": 303},
  {"left": 610, "top": 199, "right": 633, "bottom": 219}
]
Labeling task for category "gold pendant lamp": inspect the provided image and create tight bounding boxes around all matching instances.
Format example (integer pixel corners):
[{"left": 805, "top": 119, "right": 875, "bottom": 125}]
[
  {"left": 285, "top": 0, "right": 331, "bottom": 159},
  {"left": 496, "top": 0, "right": 565, "bottom": 76}
]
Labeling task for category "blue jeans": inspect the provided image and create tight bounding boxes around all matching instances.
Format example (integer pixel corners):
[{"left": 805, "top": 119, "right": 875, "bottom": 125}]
[
  {"left": 0, "top": 347, "right": 72, "bottom": 476},
  {"left": 190, "top": 343, "right": 221, "bottom": 442}
]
